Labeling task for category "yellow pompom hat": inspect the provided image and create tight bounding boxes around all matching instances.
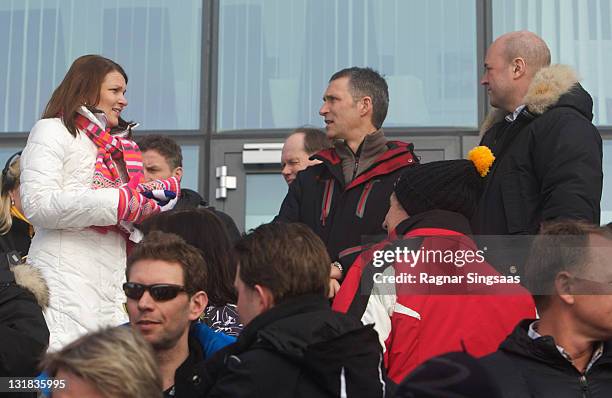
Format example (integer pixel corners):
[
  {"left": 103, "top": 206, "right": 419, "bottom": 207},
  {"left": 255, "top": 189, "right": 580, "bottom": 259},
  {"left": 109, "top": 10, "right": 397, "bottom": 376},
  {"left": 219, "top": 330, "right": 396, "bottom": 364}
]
[
  {"left": 393, "top": 145, "right": 495, "bottom": 219},
  {"left": 467, "top": 146, "right": 495, "bottom": 177}
]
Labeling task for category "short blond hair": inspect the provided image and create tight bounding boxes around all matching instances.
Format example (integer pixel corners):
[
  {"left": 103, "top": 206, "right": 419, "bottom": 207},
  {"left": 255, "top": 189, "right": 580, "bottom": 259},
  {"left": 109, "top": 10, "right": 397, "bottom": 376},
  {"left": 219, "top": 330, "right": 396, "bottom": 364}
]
[{"left": 42, "top": 327, "right": 162, "bottom": 398}]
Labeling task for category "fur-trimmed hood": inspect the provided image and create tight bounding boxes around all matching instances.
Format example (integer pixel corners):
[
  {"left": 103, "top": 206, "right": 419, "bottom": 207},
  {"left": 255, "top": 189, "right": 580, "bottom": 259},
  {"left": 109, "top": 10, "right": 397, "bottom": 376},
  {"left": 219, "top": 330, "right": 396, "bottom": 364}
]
[
  {"left": 11, "top": 263, "right": 49, "bottom": 310},
  {"left": 480, "top": 64, "right": 593, "bottom": 135}
]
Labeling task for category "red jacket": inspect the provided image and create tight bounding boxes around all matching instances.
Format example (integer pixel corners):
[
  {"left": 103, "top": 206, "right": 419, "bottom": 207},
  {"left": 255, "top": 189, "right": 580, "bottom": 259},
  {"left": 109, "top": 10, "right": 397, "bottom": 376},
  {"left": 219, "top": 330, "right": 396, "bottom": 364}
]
[{"left": 333, "top": 210, "right": 536, "bottom": 384}]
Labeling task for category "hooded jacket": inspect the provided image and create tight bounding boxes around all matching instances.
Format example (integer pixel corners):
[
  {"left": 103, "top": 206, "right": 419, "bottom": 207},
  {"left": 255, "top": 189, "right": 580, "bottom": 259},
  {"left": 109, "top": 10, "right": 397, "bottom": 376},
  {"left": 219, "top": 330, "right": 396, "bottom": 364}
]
[
  {"left": 480, "top": 320, "right": 612, "bottom": 397},
  {"left": 199, "top": 295, "right": 388, "bottom": 398},
  {"left": 276, "top": 136, "right": 417, "bottom": 264},
  {"left": 333, "top": 210, "right": 536, "bottom": 384},
  {"left": 0, "top": 264, "right": 49, "bottom": 378},
  {"left": 471, "top": 65, "right": 602, "bottom": 237}
]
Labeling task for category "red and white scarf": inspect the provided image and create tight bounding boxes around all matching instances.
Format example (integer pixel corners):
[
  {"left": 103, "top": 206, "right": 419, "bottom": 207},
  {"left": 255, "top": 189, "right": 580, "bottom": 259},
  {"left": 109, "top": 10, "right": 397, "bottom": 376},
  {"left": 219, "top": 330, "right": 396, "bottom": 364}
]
[{"left": 74, "top": 112, "right": 144, "bottom": 190}]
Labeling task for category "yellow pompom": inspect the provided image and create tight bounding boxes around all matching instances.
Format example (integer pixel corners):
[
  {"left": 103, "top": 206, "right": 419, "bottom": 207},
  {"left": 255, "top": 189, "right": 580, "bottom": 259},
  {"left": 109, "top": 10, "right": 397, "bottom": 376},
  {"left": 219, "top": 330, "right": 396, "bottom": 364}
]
[{"left": 467, "top": 146, "right": 495, "bottom": 177}]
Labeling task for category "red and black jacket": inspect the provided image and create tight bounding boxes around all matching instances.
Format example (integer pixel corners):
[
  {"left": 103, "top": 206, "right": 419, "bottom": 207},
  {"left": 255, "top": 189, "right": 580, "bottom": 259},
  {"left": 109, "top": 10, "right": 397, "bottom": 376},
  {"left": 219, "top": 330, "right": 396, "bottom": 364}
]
[
  {"left": 275, "top": 140, "right": 417, "bottom": 267},
  {"left": 333, "top": 210, "right": 536, "bottom": 384}
]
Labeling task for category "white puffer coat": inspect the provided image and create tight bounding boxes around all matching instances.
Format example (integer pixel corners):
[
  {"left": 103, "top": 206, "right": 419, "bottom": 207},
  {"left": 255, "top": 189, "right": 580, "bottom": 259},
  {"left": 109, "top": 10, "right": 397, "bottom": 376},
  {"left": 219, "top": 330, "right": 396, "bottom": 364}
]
[{"left": 20, "top": 109, "right": 128, "bottom": 351}]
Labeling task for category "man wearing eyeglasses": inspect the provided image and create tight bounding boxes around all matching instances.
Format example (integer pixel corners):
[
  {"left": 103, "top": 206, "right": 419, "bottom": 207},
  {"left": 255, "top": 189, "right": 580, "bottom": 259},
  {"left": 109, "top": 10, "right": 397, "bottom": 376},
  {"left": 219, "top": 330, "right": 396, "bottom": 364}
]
[
  {"left": 480, "top": 221, "right": 612, "bottom": 397},
  {"left": 124, "top": 231, "right": 234, "bottom": 398}
]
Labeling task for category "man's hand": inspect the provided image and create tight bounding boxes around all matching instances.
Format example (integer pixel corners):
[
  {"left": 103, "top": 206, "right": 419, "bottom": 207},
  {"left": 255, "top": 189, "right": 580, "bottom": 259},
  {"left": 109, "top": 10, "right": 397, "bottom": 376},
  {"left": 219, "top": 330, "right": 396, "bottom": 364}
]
[{"left": 328, "top": 278, "right": 341, "bottom": 299}]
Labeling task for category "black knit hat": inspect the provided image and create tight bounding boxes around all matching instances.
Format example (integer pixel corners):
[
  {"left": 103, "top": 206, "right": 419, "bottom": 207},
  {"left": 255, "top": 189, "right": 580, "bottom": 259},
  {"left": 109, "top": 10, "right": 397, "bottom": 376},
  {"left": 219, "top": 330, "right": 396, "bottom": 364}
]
[{"left": 393, "top": 146, "right": 495, "bottom": 220}]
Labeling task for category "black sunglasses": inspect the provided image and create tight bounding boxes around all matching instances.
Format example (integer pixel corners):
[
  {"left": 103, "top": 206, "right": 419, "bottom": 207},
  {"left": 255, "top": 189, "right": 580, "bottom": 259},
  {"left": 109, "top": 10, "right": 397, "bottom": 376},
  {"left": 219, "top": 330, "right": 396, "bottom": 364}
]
[{"left": 123, "top": 282, "right": 187, "bottom": 301}]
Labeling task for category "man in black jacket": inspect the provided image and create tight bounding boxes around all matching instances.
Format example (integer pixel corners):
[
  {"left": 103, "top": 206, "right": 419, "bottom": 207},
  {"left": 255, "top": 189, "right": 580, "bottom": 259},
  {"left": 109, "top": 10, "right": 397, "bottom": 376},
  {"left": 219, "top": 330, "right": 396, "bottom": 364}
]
[
  {"left": 480, "top": 221, "right": 612, "bottom": 397},
  {"left": 275, "top": 67, "right": 418, "bottom": 273},
  {"left": 472, "top": 31, "right": 602, "bottom": 237},
  {"left": 137, "top": 135, "right": 241, "bottom": 243},
  {"left": 200, "top": 223, "right": 388, "bottom": 398}
]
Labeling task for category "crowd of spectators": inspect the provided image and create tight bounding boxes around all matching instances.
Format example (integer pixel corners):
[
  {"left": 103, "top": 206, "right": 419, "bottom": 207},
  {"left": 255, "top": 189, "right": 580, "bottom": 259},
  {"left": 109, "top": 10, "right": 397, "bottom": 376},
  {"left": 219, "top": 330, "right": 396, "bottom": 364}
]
[{"left": 0, "top": 29, "right": 607, "bottom": 398}]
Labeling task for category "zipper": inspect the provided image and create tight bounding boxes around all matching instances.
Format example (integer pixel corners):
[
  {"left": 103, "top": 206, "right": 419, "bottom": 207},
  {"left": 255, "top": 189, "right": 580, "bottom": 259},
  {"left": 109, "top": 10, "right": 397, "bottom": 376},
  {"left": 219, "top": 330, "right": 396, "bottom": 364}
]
[
  {"left": 355, "top": 180, "right": 378, "bottom": 218},
  {"left": 351, "top": 155, "right": 360, "bottom": 182},
  {"left": 320, "top": 179, "right": 335, "bottom": 227},
  {"left": 579, "top": 374, "right": 589, "bottom": 398}
]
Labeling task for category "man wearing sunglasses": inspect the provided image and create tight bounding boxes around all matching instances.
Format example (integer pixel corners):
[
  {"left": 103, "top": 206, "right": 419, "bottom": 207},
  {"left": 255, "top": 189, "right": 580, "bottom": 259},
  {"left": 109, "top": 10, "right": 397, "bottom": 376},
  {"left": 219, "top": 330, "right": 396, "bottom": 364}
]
[
  {"left": 481, "top": 221, "right": 612, "bottom": 397},
  {"left": 124, "top": 231, "right": 234, "bottom": 398}
]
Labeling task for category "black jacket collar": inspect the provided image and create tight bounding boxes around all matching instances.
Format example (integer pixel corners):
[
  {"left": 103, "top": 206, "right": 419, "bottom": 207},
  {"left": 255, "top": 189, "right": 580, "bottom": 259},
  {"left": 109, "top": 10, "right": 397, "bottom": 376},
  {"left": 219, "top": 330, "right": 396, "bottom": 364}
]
[
  {"left": 176, "top": 188, "right": 207, "bottom": 208},
  {"left": 237, "top": 294, "right": 330, "bottom": 349},
  {"left": 500, "top": 319, "right": 612, "bottom": 371}
]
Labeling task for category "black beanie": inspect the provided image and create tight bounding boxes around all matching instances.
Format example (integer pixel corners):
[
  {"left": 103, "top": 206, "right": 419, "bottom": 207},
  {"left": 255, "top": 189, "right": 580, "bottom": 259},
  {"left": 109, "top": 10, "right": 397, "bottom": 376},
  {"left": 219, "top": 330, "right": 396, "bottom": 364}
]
[
  {"left": 394, "top": 351, "right": 503, "bottom": 398},
  {"left": 393, "top": 159, "right": 483, "bottom": 220}
]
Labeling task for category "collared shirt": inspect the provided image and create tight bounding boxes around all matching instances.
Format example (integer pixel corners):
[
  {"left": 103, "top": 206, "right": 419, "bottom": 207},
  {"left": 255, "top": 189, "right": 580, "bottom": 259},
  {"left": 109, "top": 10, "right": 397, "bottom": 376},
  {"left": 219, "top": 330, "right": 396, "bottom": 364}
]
[
  {"left": 505, "top": 104, "right": 527, "bottom": 122},
  {"left": 529, "top": 321, "right": 604, "bottom": 373}
]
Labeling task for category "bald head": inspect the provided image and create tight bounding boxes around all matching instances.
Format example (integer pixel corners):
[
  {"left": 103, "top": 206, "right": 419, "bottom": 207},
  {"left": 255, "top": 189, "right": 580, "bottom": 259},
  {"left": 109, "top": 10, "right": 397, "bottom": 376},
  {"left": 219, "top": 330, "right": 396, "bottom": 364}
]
[
  {"left": 482, "top": 31, "right": 552, "bottom": 113},
  {"left": 498, "top": 31, "right": 551, "bottom": 76}
]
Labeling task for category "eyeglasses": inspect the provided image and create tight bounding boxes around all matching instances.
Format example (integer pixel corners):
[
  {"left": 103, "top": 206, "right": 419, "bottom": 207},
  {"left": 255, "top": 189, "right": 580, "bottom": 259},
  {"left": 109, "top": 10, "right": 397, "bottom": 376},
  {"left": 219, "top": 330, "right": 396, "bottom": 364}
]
[{"left": 123, "top": 282, "right": 187, "bottom": 301}]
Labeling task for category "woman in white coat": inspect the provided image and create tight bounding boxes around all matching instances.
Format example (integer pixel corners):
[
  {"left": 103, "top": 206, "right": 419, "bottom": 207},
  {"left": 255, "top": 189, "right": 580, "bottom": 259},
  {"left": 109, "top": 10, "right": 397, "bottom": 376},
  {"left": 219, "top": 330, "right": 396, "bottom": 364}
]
[{"left": 20, "top": 55, "right": 180, "bottom": 350}]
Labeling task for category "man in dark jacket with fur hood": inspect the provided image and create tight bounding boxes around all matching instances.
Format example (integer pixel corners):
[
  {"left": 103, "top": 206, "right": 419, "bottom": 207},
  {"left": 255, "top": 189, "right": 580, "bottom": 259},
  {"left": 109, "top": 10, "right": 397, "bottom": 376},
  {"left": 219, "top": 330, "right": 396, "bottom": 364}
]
[
  {"left": 472, "top": 31, "right": 602, "bottom": 237},
  {"left": 199, "top": 223, "right": 388, "bottom": 398}
]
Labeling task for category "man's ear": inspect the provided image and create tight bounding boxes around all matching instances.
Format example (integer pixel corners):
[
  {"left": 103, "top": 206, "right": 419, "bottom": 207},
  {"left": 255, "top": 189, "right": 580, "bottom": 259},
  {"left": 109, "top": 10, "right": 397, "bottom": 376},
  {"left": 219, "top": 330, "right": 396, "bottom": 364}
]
[
  {"left": 188, "top": 291, "right": 208, "bottom": 321},
  {"left": 173, "top": 166, "right": 184, "bottom": 180},
  {"left": 359, "top": 96, "right": 373, "bottom": 118},
  {"left": 555, "top": 271, "right": 575, "bottom": 305},
  {"left": 254, "top": 284, "right": 275, "bottom": 312},
  {"left": 512, "top": 57, "right": 527, "bottom": 79}
]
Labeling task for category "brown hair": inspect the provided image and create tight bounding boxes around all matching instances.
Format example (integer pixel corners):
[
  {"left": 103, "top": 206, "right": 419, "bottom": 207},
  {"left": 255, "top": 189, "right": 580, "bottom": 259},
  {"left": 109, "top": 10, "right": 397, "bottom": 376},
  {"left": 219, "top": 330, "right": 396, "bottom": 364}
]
[
  {"left": 235, "top": 222, "right": 330, "bottom": 303},
  {"left": 136, "top": 134, "right": 183, "bottom": 169},
  {"left": 42, "top": 54, "right": 128, "bottom": 137},
  {"left": 525, "top": 220, "right": 612, "bottom": 311},
  {"left": 290, "top": 127, "right": 332, "bottom": 155},
  {"left": 142, "top": 209, "right": 237, "bottom": 306},
  {"left": 127, "top": 231, "right": 207, "bottom": 296},
  {"left": 41, "top": 327, "right": 162, "bottom": 398}
]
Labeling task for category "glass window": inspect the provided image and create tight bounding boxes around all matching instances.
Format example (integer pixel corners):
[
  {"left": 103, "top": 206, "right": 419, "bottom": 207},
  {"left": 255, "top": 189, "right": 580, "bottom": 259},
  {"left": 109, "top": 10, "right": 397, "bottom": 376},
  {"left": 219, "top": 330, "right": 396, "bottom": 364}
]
[
  {"left": 245, "top": 173, "right": 286, "bottom": 231},
  {"left": 217, "top": 0, "right": 478, "bottom": 131},
  {"left": 0, "top": 0, "right": 201, "bottom": 132},
  {"left": 493, "top": 0, "right": 612, "bottom": 125},
  {"left": 180, "top": 145, "right": 199, "bottom": 191}
]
